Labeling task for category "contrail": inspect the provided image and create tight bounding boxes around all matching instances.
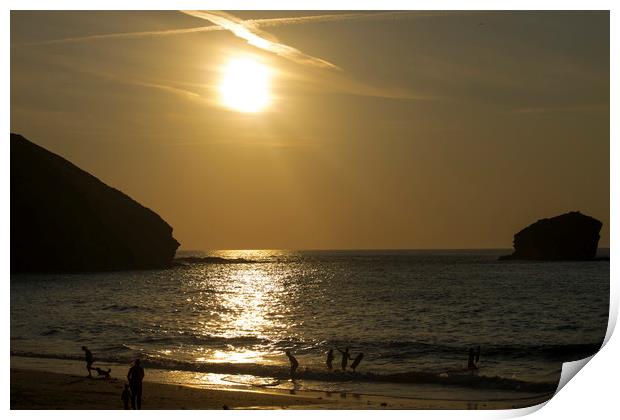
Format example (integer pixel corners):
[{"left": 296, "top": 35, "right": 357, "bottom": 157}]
[
  {"left": 244, "top": 11, "right": 414, "bottom": 28},
  {"left": 180, "top": 10, "right": 466, "bottom": 69},
  {"left": 13, "top": 11, "right": 421, "bottom": 50},
  {"left": 14, "top": 25, "right": 223, "bottom": 46},
  {"left": 181, "top": 10, "right": 340, "bottom": 69},
  {"left": 12, "top": 10, "right": 473, "bottom": 98}
]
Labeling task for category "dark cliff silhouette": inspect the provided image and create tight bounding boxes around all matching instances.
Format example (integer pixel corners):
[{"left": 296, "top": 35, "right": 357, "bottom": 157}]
[
  {"left": 499, "top": 211, "right": 602, "bottom": 261},
  {"left": 11, "top": 133, "right": 180, "bottom": 273}
]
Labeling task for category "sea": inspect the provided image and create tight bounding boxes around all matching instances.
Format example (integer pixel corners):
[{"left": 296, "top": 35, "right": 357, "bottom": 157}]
[{"left": 10, "top": 249, "right": 609, "bottom": 400}]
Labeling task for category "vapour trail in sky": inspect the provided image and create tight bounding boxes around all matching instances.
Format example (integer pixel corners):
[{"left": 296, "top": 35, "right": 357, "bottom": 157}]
[
  {"left": 180, "top": 10, "right": 340, "bottom": 69},
  {"left": 14, "top": 11, "right": 410, "bottom": 47}
]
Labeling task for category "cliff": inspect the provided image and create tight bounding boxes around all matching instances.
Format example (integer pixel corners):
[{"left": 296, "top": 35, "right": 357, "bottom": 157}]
[
  {"left": 500, "top": 211, "right": 602, "bottom": 261},
  {"left": 10, "top": 133, "right": 180, "bottom": 272}
]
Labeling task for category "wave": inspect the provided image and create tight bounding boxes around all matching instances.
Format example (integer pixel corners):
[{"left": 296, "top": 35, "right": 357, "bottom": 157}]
[
  {"left": 100, "top": 304, "right": 142, "bottom": 312},
  {"left": 16, "top": 336, "right": 600, "bottom": 366},
  {"left": 39, "top": 329, "right": 61, "bottom": 336},
  {"left": 138, "top": 333, "right": 270, "bottom": 347},
  {"left": 174, "top": 256, "right": 257, "bottom": 265},
  {"left": 13, "top": 330, "right": 602, "bottom": 367},
  {"left": 11, "top": 350, "right": 558, "bottom": 393},
  {"left": 476, "top": 343, "right": 602, "bottom": 361},
  {"left": 325, "top": 340, "right": 602, "bottom": 363}
]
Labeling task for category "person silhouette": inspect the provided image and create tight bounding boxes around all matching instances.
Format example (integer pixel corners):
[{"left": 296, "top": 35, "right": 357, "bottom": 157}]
[
  {"left": 467, "top": 347, "right": 477, "bottom": 369},
  {"left": 326, "top": 349, "right": 334, "bottom": 371},
  {"left": 127, "top": 359, "right": 145, "bottom": 409},
  {"left": 475, "top": 346, "right": 481, "bottom": 365},
  {"left": 350, "top": 353, "right": 364, "bottom": 372},
  {"left": 285, "top": 350, "right": 299, "bottom": 379},
  {"left": 81, "top": 346, "right": 94, "bottom": 378},
  {"left": 121, "top": 384, "right": 131, "bottom": 410},
  {"left": 336, "top": 348, "right": 350, "bottom": 371}
]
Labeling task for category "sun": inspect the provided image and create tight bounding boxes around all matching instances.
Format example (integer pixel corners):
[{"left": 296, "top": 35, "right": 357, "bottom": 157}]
[{"left": 219, "top": 57, "right": 271, "bottom": 113}]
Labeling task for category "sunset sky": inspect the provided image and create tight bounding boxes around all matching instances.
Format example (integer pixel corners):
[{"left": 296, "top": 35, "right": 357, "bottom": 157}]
[{"left": 10, "top": 10, "right": 609, "bottom": 250}]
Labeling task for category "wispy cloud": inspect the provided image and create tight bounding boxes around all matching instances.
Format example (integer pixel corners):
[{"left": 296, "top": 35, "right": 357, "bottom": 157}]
[
  {"left": 14, "top": 25, "right": 223, "bottom": 46},
  {"left": 510, "top": 104, "right": 607, "bottom": 114},
  {"left": 16, "top": 50, "right": 208, "bottom": 102},
  {"left": 13, "top": 11, "right": 408, "bottom": 48},
  {"left": 244, "top": 11, "right": 426, "bottom": 28},
  {"left": 180, "top": 10, "right": 340, "bottom": 70},
  {"left": 12, "top": 9, "right": 466, "bottom": 74},
  {"left": 13, "top": 11, "right": 461, "bottom": 101},
  {"left": 181, "top": 10, "right": 468, "bottom": 70}
]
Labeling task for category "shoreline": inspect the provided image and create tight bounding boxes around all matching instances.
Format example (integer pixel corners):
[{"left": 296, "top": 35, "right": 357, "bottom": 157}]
[{"left": 10, "top": 356, "right": 554, "bottom": 410}]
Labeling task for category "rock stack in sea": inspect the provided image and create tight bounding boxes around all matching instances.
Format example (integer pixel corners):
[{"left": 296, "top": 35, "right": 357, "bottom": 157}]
[
  {"left": 499, "top": 211, "right": 602, "bottom": 261},
  {"left": 10, "top": 133, "right": 180, "bottom": 272}
]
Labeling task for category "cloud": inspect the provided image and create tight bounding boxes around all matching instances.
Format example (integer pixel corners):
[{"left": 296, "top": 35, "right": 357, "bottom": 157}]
[
  {"left": 13, "top": 11, "right": 460, "bottom": 101},
  {"left": 13, "top": 25, "right": 223, "bottom": 46},
  {"left": 244, "top": 11, "right": 429, "bottom": 28},
  {"left": 13, "top": 11, "right": 407, "bottom": 48},
  {"left": 510, "top": 104, "right": 606, "bottom": 114},
  {"left": 17, "top": 51, "right": 207, "bottom": 102}
]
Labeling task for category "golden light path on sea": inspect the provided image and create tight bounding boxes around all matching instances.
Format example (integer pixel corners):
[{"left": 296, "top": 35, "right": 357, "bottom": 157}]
[{"left": 194, "top": 250, "right": 290, "bottom": 365}]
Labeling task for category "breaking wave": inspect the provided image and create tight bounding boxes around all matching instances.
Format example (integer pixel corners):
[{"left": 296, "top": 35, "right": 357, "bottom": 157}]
[{"left": 11, "top": 350, "right": 558, "bottom": 394}]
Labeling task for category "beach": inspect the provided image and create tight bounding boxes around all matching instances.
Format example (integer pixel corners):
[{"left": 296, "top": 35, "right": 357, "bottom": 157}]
[
  {"left": 10, "top": 357, "right": 554, "bottom": 410},
  {"left": 11, "top": 368, "right": 328, "bottom": 410}
]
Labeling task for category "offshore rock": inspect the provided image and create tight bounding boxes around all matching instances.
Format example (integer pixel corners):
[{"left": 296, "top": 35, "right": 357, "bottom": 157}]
[
  {"left": 11, "top": 133, "right": 180, "bottom": 272},
  {"left": 499, "top": 211, "right": 602, "bottom": 261}
]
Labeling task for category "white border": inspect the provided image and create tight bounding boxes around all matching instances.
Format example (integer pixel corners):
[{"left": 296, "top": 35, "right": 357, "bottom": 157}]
[{"left": 3, "top": 1, "right": 616, "bottom": 420}]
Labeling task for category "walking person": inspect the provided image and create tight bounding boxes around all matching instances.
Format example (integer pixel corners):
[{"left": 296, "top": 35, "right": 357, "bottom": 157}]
[
  {"left": 336, "top": 348, "right": 351, "bottom": 371},
  {"left": 326, "top": 348, "right": 334, "bottom": 371},
  {"left": 81, "top": 346, "right": 94, "bottom": 378},
  {"left": 285, "top": 350, "right": 299, "bottom": 379},
  {"left": 127, "top": 359, "right": 145, "bottom": 409},
  {"left": 350, "top": 353, "right": 364, "bottom": 372}
]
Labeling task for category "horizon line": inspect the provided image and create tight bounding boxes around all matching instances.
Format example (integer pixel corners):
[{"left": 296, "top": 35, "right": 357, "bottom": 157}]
[{"left": 175, "top": 247, "right": 611, "bottom": 252}]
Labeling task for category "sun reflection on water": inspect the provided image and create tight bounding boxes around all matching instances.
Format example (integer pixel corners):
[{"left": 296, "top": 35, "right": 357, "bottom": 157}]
[
  {"left": 191, "top": 250, "right": 294, "bottom": 365},
  {"left": 197, "top": 349, "right": 265, "bottom": 364},
  {"left": 210, "top": 249, "right": 296, "bottom": 261},
  {"left": 225, "top": 269, "right": 278, "bottom": 335}
]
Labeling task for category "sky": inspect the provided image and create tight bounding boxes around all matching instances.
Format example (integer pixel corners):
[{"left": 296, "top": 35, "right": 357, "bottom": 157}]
[{"left": 10, "top": 10, "right": 610, "bottom": 250}]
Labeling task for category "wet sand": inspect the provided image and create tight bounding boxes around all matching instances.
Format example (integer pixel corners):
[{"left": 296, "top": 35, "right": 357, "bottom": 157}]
[
  {"left": 11, "top": 368, "right": 329, "bottom": 409},
  {"left": 10, "top": 367, "right": 553, "bottom": 410}
]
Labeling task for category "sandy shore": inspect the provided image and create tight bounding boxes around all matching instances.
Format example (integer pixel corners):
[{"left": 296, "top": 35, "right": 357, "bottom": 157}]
[
  {"left": 11, "top": 368, "right": 330, "bottom": 410},
  {"left": 10, "top": 367, "right": 553, "bottom": 410},
  {"left": 11, "top": 368, "right": 429, "bottom": 410}
]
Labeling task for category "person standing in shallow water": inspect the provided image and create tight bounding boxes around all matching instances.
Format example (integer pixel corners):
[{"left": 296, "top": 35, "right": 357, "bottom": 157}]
[
  {"left": 81, "top": 346, "right": 94, "bottom": 378},
  {"left": 285, "top": 350, "right": 299, "bottom": 379},
  {"left": 467, "top": 347, "right": 477, "bottom": 369},
  {"left": 337, "top": 348, "right": 351, "bottom": 371},
  {"left": 127, "top": 359, "right": 145, "bottom": 409},
  {"left": 326, "top": 349, "right": 334, "bottom": 371}
]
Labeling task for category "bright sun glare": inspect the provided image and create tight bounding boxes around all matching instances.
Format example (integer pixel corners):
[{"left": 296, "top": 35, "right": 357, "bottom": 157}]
[{"left": 219, "top": 57, "right": 271, "bottom": 113}]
